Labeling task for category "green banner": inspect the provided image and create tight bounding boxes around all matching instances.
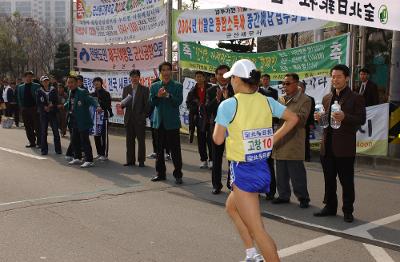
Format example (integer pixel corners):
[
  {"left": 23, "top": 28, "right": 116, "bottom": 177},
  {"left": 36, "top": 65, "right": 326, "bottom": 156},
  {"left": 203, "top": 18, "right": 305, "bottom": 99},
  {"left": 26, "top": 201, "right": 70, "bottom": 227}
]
[{"left": 179, "top": 34, "right": 349, "bottom": 80}]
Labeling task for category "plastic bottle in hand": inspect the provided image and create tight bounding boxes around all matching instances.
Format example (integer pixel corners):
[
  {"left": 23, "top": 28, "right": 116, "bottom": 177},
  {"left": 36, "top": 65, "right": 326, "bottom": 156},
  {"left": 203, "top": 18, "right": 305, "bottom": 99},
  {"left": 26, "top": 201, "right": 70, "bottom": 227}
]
[
  {"left": 315, "top": 102, "right": 328, "bottom": 128},
  {"left": 330, "top": 101, "right": 342, "bottom": 129}
]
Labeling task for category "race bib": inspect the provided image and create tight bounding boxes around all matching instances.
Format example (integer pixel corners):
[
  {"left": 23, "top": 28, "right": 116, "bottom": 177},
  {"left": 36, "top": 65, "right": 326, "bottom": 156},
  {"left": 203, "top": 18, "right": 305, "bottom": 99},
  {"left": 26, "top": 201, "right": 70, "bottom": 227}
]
[{"left": 242, "top": 127, "right": 273, "bottom": 162}]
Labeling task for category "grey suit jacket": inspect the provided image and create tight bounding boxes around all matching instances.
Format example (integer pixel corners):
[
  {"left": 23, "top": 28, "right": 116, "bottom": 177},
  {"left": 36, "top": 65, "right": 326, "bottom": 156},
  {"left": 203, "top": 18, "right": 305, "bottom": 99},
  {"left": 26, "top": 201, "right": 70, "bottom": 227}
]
[{"left": 122, "top": 84, "right": 150, "bottom": 127}]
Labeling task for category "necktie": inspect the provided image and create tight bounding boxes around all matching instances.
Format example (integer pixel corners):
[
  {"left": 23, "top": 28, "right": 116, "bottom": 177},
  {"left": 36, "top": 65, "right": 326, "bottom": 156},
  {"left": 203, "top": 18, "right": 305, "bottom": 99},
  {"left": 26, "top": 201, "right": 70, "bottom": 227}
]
[{"left": 360, "top": 83, "right": 366, "bottom": 94}]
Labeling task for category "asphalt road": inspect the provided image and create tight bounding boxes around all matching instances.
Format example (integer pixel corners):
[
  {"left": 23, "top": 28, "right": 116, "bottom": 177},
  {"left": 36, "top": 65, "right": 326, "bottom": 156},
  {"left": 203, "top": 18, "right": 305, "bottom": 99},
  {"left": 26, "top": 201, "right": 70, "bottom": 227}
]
[{"left": 0, "top": 126, "right": 399, "bottom": 262}]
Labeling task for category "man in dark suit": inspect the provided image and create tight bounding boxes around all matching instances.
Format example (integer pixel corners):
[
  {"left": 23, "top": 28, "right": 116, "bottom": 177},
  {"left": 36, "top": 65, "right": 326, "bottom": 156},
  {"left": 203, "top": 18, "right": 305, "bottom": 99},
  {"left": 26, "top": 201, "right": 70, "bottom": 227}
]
[
  {"left": 121, "top": 70, "right": 150, "bottom": 167},
  {"left": 258, "top": 74, "right": 278, "bottom": 100},
  {"left": 206, "top": 65, "right": 235, "bottom": 194},
  {"left": 150, "top": 62, "right": 184, "bottom": 184},
  {"left": 64, "top": 75, "right": 102, "bottom": 168},
  {"left": 353, "top": 68, "right": 379, "bottom": 107},
  {"left": 37, "top": 75, "right": 62, "bottom": 155},
  {"left": 186, "top": 71, "right": 213, "bottom": 169},
  {"left": 17, "top": 71, "right": 41, "bottom": 148},
  {"left": 91, "top": 77, "right": 113, "bottom": 161},
  {"left": 314, "top": 64, "right": 366, "bottom": 223}
]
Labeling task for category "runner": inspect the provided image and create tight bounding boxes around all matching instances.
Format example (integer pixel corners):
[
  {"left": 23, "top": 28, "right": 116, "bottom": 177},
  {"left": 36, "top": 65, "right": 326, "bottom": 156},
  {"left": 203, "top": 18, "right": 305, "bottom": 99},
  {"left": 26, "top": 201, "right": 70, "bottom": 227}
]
[{"left": 213, "top": 59, "right": 298, "bottom": 262}]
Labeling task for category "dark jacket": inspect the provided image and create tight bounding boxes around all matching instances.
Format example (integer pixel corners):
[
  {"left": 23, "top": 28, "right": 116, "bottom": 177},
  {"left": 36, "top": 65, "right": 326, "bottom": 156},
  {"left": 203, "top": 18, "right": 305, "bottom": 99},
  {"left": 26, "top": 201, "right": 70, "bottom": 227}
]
[
  {"left": 6, "top": 88, "right": 17, "bottom": 104},
  {"left": 122, "top": 84, "right": 149, "bottom": 127},
  {"left": 36, "top": 87, "right": 59, "bottom": 115},
  {"left": 353, "top": 80, "right": 379, "bottom": 107},
  {"left": 17, "top": 82, "right": 41, "bottom": 108},
  {"left": 186, "top": 83, "right": 212, "bottom": 133},
  {"left": 64, "top": 88, "right": 100, "bottom": 131},
  {"left": 149, "top": 80, "right": 183, "bottom": 130},
  {"left": 320, "top": 87, "right": 366, "bottom": 157},
  {"left": 306, "top": 95, "right": 315, "bottom": 127},
  {"left": 258, "top": 86, "right": 278, "bottom": 101},
  {"left": 91, "top": 88, "right": 113, "bottom": 118},
  {"left": 205, "top": 83, "right": 234, "bottom": 128}
]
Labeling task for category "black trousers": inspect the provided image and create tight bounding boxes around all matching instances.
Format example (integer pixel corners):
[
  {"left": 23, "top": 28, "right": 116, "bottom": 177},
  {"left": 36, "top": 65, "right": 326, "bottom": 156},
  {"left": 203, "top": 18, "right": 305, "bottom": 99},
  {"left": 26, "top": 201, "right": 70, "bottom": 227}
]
[
  {"left": 155, "top": 126, "right": 182, "bottom": 178},
  {"left": 66, "top": 127, "right": 74, "bottom": 157},
  {"left": 211, "top": 141, "right": 231, "bottom": 190},
  {"left": 126, "top": 122, "right": 146, "bottom": 164},
  {"left": 22, "top": 107, "right": 41, "bottom": 146},
  {"left": 40, "top": 113, "right": 61, "bottom": 154},
  {"left": 72, "top": 128, "right": 93, "bottom": 162},
  {"left": 5, "top": 103, "right": 19, "bottom": 126},
  {"left": 197, "top": 125, "right": 212, "bottom": 162},
  {"left": 320, "top": 155, "right": 355, "bottom": 214},
  {"left": 267, "top": 157, "right": 276, "bottom": 197},
  {"left": 151, "top": 126, "right": 170, "bottom": 154},
  {"left": 94, "top": 119, "right": 109, "bottom": 157},
  {"left": 305, "top": 126, "right": 311, "bottom": 162}
]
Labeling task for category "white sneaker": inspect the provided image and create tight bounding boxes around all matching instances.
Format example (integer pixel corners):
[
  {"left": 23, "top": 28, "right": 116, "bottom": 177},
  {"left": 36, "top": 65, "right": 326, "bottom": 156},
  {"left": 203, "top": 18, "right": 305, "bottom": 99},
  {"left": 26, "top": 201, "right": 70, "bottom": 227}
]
[
  {"left": 244, "top": 254, "right": 264, "bottom": 262},
  {"left": 147, "top": 153, "right": 157, "bottom": 159},
  {"left": 65, "top": 156, "right": 73, "bottom": 161},
  {"left": 68, "top": 159, "right": 82, "bottom": 165},
  {"left": 208, "top": 160, "right": 213, "bottom": 169},
  {"left": 165, "top": 154, "right": 172, "bottom": 161},
  {"left": 80, "top": 162, "right": 94, "bottom": 168},
  {"left": 98, "top": 156, "right": 108, "bottom": 161},
  {"left": 94, "top": 155, "right": 101, "bottom": 160},
  {"left": 200, "top": 161, "right": 208, "bottom": 169}
]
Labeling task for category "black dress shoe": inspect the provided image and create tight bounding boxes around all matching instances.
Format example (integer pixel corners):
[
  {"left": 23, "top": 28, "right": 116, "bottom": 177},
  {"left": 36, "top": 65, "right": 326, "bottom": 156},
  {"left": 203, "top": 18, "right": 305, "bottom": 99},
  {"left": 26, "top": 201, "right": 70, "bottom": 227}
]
[
  {"left": 265, "top": 194, "right": 275, "bottom": 201},
  {"left": 272, "top": 198, "right": 290, "bottom": 204},
  {"left": 313, "top": 207, "right": 337, "bottom": 217},
  {"left": 212, "top": 188, "right": 222, "bottom": 195},
  {"left": 151, "top": 175, "right": 166, "bottom": 182},
  {"left": 138, "top": 162, "right": 145, "bottom": 167},
  {"left": 299, "top": 200, "right": 310, "bottom": 209},
  {"left": 175, "top": 177, "right": 183, "bottom": 185},
  {"left": 344, "top": 213, "right": 354, "bottom": 223},
  {"left": 25, "top": 144, "right": 36, "bottom": 148}
]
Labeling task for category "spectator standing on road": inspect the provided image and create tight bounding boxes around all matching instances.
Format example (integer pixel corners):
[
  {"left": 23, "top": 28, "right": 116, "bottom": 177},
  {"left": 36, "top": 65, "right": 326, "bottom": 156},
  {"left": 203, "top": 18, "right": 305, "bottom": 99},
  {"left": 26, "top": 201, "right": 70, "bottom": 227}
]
[
  {"left": 17, "top": 71, "right": 41, "bottom": 148},
  {"left": 5, "top": 80, "right": 19, "bottom": 127},
  {"left": 213, "top": 59, "right": 298, "bottom": 262},
  {"left": 314, "top": 64, "right": 366, "bottom": 223},
  {"left": 121, "top": 70, "right": 149, "bottom": 167},
  {"left": 149, "top": 62, "right": 184, "bottom": 184},
  {"left": 206, "top": 65, "right": 235, "bottom": 195},
  {"left": 186, "top": 71, "right": 213, "bottom": 169},
  {"left": 36, "top": 75, "right": 62, "bottom": 155},
  {"left": 64, "top": 75, "right": 102, "bottom": 168},
  {"left": 353, "top": 68, "right": 379, "bottom": 106},
  {"left": 91, "top": 77, "right": 113, "bottom": 161},
  {"left": 272, "top": 73, "right": 311, "bottom": 209},
  {"left": 57, "top": 83, "right": 68, "bottom": 137}
]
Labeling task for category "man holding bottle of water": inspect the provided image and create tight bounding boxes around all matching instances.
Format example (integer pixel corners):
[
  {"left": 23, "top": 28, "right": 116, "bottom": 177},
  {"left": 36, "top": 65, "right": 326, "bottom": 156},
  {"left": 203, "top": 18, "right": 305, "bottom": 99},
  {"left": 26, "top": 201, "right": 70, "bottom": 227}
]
[{"left": 313, "top": 65, "right": 366, "bottom": 223}]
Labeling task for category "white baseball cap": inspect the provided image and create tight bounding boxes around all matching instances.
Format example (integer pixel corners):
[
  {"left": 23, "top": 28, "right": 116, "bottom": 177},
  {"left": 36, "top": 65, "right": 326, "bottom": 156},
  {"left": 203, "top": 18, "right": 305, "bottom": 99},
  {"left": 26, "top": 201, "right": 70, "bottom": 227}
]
[
  {"left": 223, "top": 59, "right": 257, "bottom": 79},
  {"left": 40, "top": 75, "right": 49, "bottom": 82}
]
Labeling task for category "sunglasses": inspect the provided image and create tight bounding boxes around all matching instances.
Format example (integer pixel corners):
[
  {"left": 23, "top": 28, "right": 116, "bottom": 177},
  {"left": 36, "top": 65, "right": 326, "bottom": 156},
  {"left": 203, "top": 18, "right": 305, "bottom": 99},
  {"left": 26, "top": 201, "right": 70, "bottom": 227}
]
[{"left": 282, "top": 82, "right": 295, "bottom": 86}]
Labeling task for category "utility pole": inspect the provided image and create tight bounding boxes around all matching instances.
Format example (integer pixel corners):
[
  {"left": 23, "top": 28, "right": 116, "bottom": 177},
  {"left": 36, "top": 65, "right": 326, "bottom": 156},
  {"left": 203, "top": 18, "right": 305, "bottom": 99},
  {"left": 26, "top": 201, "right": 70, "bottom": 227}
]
[
  {"left": 349, "top": 25, "right": 358, "bottom": 88},
  {"left": 313, "top": 29, "right": 324, "bottom": 42},
  {"left": 69, "top": 0, "right": 74, "bottom": 72},
  {"left": 166, "top": 0, "right": 173, "bottom": 63},
  {"left": 359, "top": 26, "right": 367, "bottom": 68},
  {"left": 389, "top": 31, "right": 400, "bottom": 157}
]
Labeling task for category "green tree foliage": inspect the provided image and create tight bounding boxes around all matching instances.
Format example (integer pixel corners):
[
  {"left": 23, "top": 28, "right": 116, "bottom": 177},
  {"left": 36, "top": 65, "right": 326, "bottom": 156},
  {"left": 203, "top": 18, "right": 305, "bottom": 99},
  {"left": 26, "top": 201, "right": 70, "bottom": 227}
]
[{"left": 51, "top": 42, "right": 70, "bottom": 81}]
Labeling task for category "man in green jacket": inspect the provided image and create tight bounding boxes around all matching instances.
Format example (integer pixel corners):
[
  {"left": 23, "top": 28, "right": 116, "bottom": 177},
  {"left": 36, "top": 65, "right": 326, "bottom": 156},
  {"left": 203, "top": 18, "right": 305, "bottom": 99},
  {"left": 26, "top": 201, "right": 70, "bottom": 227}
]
[
  {"left": 64, "top": 75, "right": 102, "bottom": 168},
  {"left": 149, "top": 62, "right": 184, "bottom": 184},
  {"left": 17, "top": 71, "right": 41, "bottom": 148}
]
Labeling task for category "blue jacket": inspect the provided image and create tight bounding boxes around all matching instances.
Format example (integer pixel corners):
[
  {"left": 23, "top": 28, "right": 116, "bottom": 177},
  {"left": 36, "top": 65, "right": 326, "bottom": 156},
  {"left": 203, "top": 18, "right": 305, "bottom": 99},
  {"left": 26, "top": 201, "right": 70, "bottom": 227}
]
[{"left": 149, "top": 80, "right": 183, "bottom": 130}]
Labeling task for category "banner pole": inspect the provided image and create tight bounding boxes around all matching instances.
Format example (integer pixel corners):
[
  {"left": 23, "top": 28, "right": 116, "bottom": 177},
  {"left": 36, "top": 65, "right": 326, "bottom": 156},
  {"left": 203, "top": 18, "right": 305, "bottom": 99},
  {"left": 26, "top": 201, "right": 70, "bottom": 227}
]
[{"left": 69, "top": 0, "right": 74, "bottom": 72}]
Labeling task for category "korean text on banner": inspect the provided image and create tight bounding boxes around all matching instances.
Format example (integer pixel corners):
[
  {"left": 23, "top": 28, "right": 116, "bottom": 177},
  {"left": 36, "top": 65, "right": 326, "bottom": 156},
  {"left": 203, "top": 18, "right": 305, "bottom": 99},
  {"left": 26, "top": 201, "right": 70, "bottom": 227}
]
[
  {"left": 80, "top": 70, "right": 158, "bottom": 99},
  {"left": 173, "top": 7, "right": 333, "bottom": 42},
  {"left": 74, "top": 2, "right": 167, "bottom": 43},
  {"left": 179, "top": 34, "right": 349, "bottom": 80},
  {"left": 76, "top": 36, "right": 166, "bottom": 71},
  {"left": 215, "top": 0, "right": 400, "bottom": 31}
]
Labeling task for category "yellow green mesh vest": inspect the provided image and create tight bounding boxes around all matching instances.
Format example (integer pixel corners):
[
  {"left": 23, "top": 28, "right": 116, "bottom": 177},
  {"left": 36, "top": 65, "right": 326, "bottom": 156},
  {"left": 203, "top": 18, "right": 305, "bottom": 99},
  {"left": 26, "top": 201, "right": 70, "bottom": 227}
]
[{"left": 226, "top": 92, "right": 273, "bottom": 162}]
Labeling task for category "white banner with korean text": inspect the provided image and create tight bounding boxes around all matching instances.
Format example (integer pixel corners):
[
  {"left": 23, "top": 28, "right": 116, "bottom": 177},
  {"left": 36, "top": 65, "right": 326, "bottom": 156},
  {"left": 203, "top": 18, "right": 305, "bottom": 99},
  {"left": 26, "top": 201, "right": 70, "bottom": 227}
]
[
  {"left": 173, "top": 7, "right": 332, "bottom": 42},
  {"left": 216, "top": 0, "right": 400, "bottom": 31}
]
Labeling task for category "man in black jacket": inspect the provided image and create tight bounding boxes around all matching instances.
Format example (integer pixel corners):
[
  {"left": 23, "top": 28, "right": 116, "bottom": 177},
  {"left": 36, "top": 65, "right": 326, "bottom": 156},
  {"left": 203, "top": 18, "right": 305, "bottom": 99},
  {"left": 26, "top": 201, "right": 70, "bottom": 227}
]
[
  {"left": 5, "top": 80, "right": 19, "bottom": 127},
  {"left": 206, "top": 65, "right": 234, "bottom": 194},
  {"left": 258, "top": 74, "right": 278, "bottom": 100},
  {"left": 300, "top": 82, "right": 315, "bottom": 162},
  {"left": 91, "top": 77, "right": 113, "bottom": 161},
  {"left": 37, "top": 76, "right": 62, "bottom": 155},
  {"left": 353, "top": 68, "right": 379, "bottom": 107},
  {"left": 186, "top": 71, "right": 212, "bottom": 169}
]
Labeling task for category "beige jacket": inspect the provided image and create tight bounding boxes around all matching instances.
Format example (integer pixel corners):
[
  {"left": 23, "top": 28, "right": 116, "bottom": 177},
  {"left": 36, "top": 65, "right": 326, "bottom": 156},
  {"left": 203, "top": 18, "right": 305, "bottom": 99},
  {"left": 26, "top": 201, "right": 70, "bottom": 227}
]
[{"left": 272, "top": 90, "right": 311, "bottom": 160}]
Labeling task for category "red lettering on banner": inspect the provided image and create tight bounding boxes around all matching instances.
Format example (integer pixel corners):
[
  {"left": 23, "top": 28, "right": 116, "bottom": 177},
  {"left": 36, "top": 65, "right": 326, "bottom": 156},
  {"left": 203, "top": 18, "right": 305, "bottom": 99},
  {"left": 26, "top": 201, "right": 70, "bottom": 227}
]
[
  {"left": 222, "top": 16, "right": 227, "bottom": 32},
  {"left": 239, "top": 14, "right": 245, "bottom": 30},
  {"left": 216, "top": 17, "right": 221, "bottom": 32}
]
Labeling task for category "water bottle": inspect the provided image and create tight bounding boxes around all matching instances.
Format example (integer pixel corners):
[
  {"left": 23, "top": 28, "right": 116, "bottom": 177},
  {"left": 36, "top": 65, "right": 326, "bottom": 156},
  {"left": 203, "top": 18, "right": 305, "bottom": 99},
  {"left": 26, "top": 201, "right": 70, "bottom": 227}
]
[
  {"left": 330, "top": 101, "right": 341, "bottom": 129},
  {"left": 315, "top": 102, "right": 328, "bottom": 128}
]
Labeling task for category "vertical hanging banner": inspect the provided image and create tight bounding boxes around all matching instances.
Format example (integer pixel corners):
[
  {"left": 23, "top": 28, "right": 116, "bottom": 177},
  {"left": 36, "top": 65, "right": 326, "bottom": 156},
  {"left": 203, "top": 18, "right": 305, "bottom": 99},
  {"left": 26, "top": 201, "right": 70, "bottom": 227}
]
[
  {"left": 75, "top": 0, "right": 167, "bottom": 43},
  {"left": 179, "top": 34, "right": 349, "bottom": 80},
  {"left": 215, "top": 0, "right": 400, "bottom": 31},
  {"left": 173, "top": 7, "right": 334, "bottom": 42},
  {"left": 76, "top": 36, "right": 166, "bottom": 70},
  {"left": 80, "top": 70, "right": 158, "bottom": 99}
]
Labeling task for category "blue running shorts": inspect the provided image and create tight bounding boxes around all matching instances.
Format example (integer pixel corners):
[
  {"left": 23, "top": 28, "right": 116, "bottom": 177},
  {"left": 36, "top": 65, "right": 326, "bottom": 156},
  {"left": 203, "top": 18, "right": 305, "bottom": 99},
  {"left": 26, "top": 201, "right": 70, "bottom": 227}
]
[{"left": 230, "top": 159, "right": 271, "bottom": 193}]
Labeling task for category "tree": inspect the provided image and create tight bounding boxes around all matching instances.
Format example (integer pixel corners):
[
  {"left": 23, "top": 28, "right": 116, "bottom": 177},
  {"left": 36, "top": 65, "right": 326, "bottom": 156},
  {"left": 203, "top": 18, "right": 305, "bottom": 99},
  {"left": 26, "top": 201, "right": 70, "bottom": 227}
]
[
  {"left": 51, "top": 42, "right": 70, "bottom": 81},
  {"left": 217, "top": 39, "right": 255, "bottom": 53},
  {"left": 182, "top": 0, "right": 199, "bottom": 10}
]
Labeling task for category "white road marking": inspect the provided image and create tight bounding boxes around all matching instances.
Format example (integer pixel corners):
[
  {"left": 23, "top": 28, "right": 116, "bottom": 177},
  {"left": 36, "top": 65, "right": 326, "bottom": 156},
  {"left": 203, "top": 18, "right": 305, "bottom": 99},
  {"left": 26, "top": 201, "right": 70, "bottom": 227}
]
[
  {"left": 364, "top": 244, "right": 395, "bottom": 262},
  {"left": 0, "top": 146, "right": 47, "bottom": 160},
  {"left": 278, "top": 235, "right": 341, "bottom": 258},
  {"left": 271, "top": 212, "right": 400, "bottom": 259}
]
